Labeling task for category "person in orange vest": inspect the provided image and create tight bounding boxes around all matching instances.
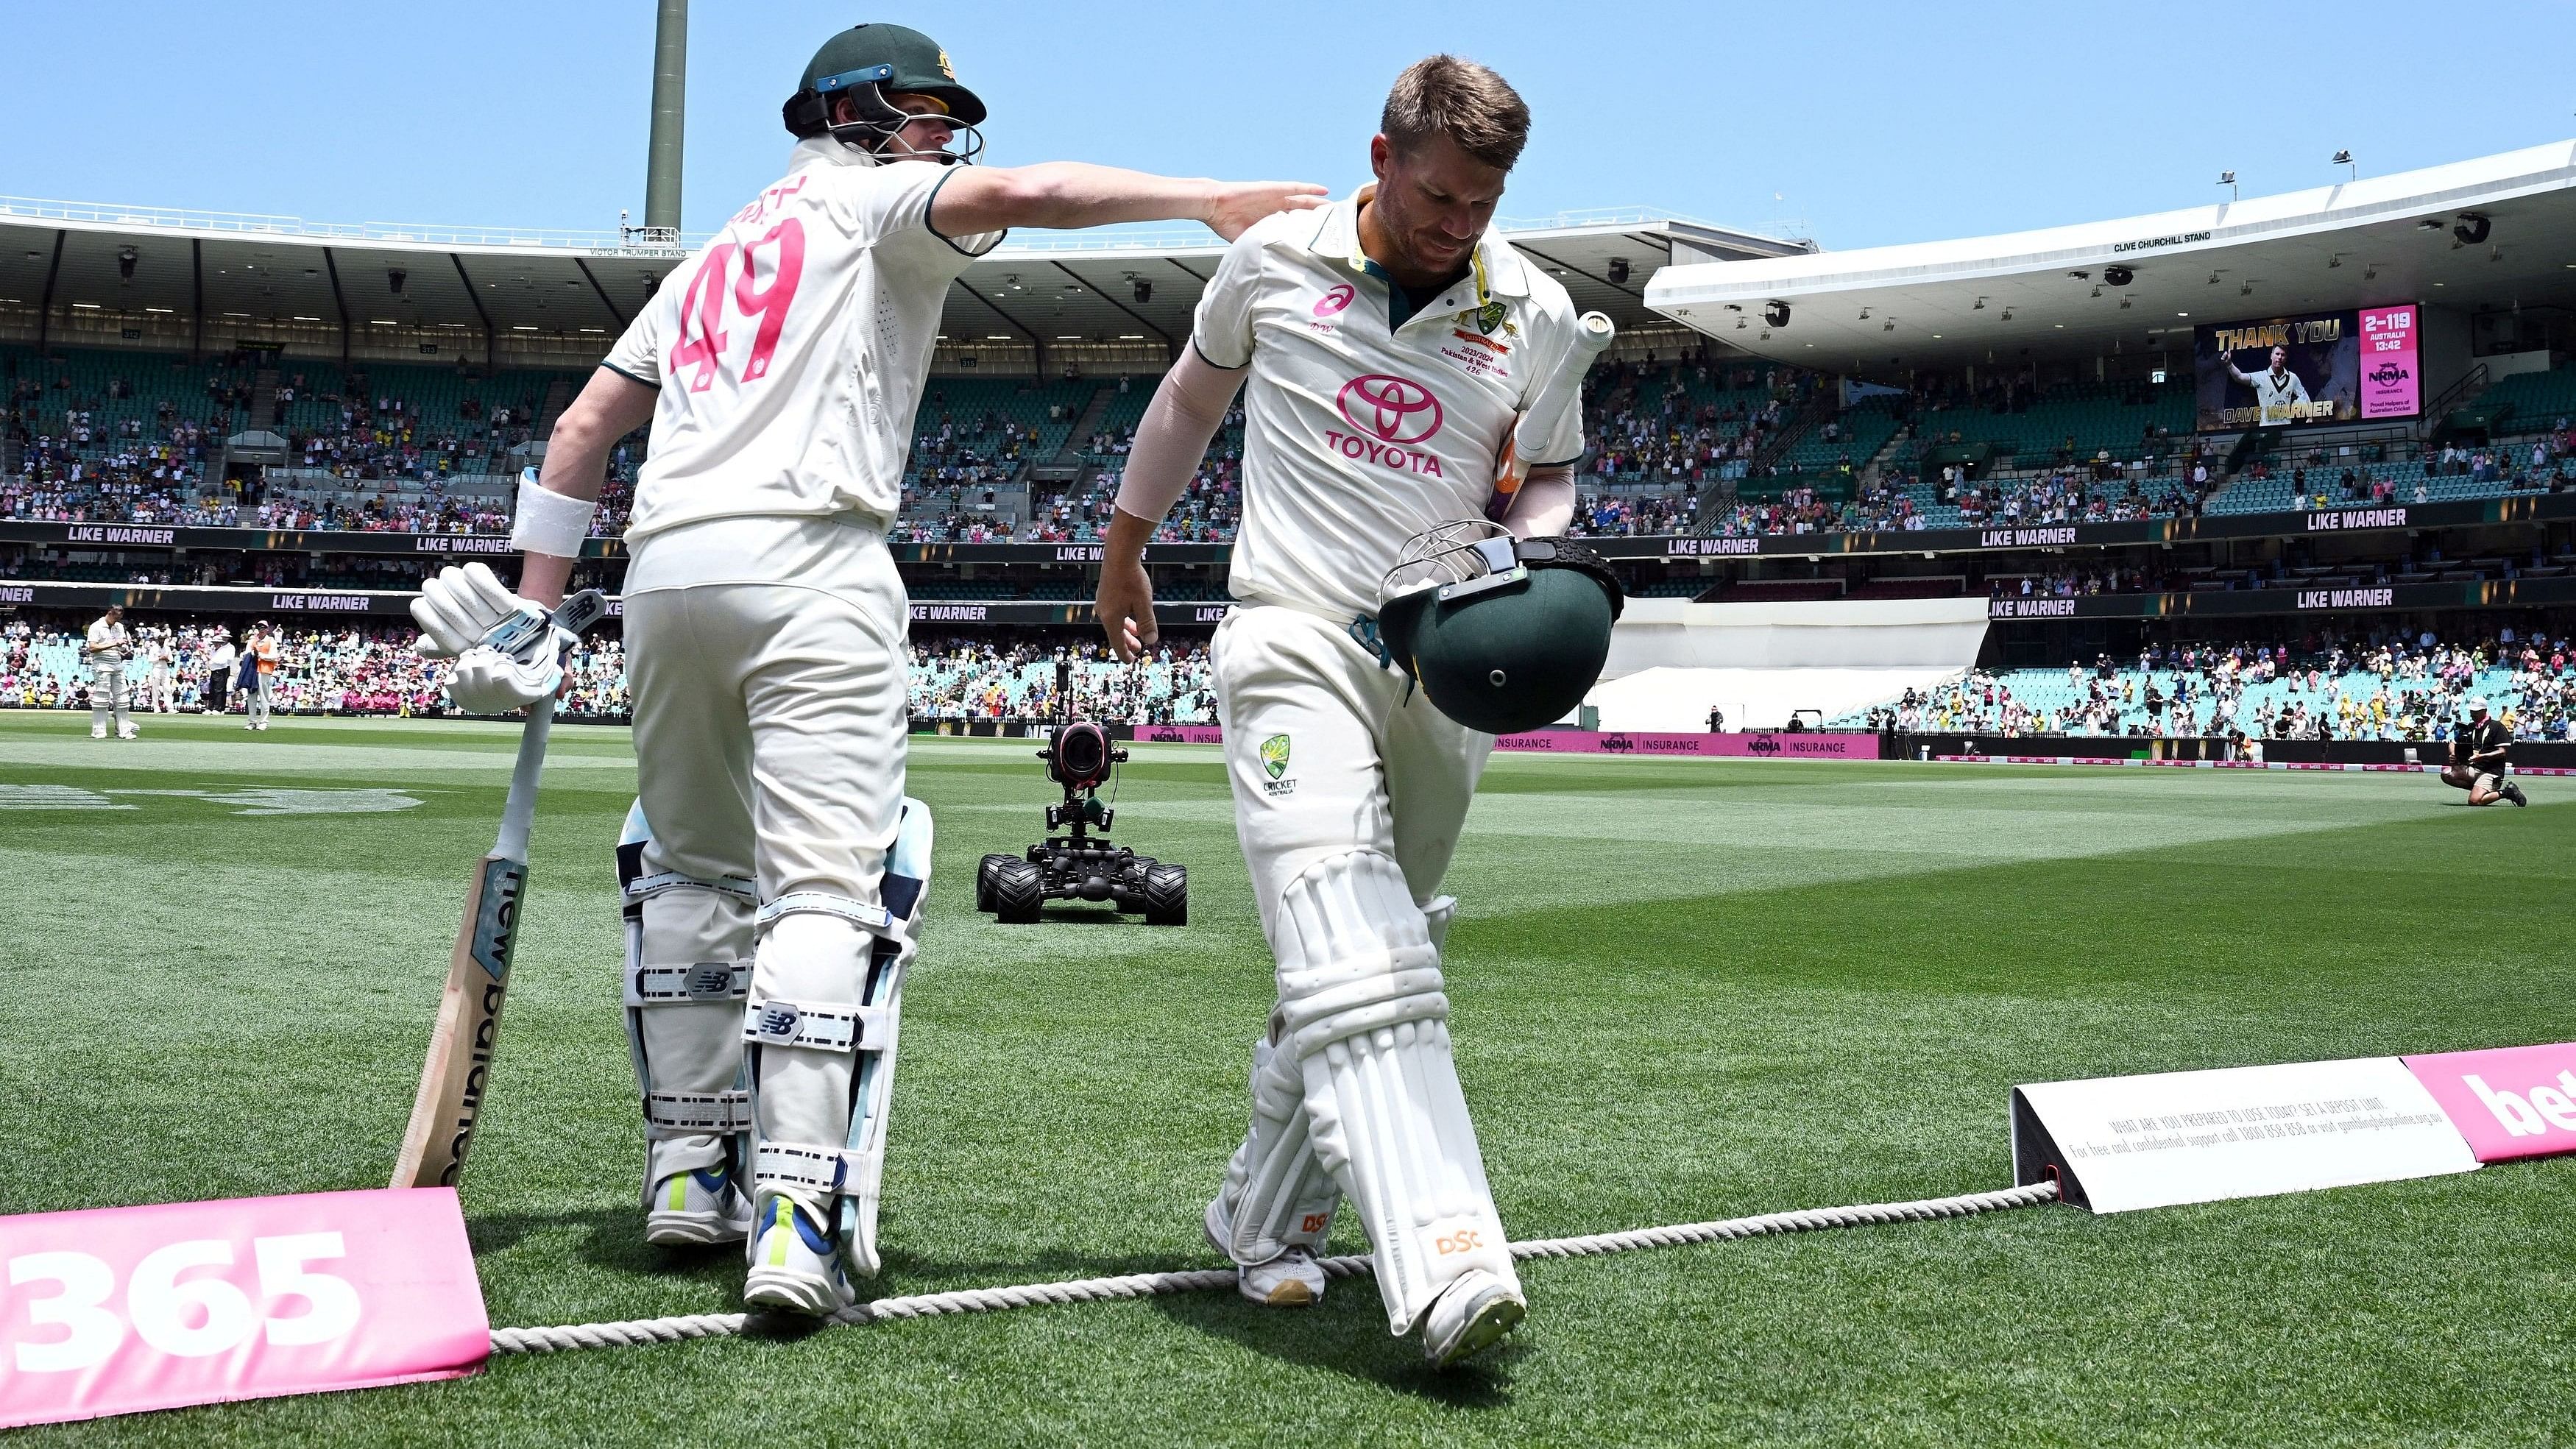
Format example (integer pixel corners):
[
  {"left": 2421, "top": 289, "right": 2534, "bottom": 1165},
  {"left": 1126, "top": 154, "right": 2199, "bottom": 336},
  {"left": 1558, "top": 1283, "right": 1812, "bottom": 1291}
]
[{"left": 246, "top": 620, "right": 279, "bottom": 731}]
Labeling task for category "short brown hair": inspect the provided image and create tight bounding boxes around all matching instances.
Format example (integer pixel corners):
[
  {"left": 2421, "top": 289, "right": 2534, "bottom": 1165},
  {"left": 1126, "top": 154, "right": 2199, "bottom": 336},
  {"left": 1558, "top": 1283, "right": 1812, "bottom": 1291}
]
[{"left": 1381, "top": 56, "right": 1529, "bottom": 173}]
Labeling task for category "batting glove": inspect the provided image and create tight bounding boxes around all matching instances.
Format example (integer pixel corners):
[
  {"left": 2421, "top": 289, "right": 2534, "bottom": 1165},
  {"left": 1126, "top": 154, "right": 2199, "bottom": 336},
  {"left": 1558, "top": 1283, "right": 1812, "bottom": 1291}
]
[
  {"left": 411, "top": 561, "right": 533, "bottom": 660},
  {"left": 444, "top": 641, "right": 567, "bottom": 715}
]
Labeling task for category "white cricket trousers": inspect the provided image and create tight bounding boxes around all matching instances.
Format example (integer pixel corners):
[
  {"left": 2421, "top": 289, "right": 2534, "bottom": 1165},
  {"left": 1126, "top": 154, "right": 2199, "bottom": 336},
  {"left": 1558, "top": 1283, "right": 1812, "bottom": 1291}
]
[
  {"left": 1212, "top": 603, "right": 1517, "bottom": 1333},
  {"left": 623, "top": 516, "right": 910, "bottom": 904},
  {"left": 90, "top": 662, "right": 130, "bottom": 735},
  {"left": 1213, "top": 605, "right": 1487, "bottom": 921}
]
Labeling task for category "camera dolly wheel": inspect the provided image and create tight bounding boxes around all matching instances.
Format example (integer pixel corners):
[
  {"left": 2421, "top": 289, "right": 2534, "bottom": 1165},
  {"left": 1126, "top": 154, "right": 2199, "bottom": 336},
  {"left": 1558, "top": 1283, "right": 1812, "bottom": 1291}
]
[{"left": 1141, "top": 861, "right": 1187, "bottom": 926}]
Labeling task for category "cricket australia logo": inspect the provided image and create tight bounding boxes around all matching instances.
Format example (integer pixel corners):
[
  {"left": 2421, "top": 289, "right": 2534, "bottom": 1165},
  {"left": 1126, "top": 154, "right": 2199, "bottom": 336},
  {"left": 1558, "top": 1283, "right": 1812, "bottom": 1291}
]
[
  {"left": 1259, "top": 734, "right": 1295, "bottom": 796},
  {"left": 1328, "top": 374, "right": 1446, "bottom": 478}
]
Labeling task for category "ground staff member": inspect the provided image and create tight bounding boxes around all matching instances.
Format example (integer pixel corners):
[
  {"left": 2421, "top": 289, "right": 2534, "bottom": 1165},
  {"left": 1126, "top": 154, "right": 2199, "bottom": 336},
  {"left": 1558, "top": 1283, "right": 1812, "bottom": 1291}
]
[
  {"left": 406, "top": 22, "right": 1323, "bottom": 1319},
  {"left": 2444, "top": 698, "right": 2528, "bottom": 806}
]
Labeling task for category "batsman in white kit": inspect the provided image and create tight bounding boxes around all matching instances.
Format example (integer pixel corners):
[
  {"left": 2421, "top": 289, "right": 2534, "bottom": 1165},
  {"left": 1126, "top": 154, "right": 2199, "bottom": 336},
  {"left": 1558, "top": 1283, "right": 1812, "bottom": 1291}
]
[
  {"left": 406, "top": 24, "right": 1322, "bottom": 1317},
  {"left": 1097, "top": 56, "right": 1623, "bottom": 1367}
]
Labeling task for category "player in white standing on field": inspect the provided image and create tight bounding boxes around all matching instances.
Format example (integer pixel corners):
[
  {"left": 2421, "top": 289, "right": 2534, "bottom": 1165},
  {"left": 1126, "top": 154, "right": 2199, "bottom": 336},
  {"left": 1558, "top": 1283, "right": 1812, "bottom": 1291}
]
[
  {"left": 142, "top": 628, "right": 176, "bottom": 714},
  {"left": 406, "top": 22, "right": 1323, "bottom": 1317},
  {"left": 85, "top": 604, "right": 135, "bottom": 740},
  {"left": 1097, "top": 57, "right": 1590, "bottom": 1367}
]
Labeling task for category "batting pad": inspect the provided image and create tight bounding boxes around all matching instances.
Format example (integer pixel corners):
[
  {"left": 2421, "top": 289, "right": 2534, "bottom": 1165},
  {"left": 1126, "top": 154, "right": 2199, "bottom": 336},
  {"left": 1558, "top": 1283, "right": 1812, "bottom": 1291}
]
[
  {"left": 618, "top": 802, "right": 755, "bottom": 1173},
  {"left": 1273, "top": 851, "right": 1517, "bottom": 1334},
  {"left": 1210, "top": 1026, "right": 1341, "bottom": 1264},
  {"left": 743, "top": 798, "right": 932, "bottom": 1278}
]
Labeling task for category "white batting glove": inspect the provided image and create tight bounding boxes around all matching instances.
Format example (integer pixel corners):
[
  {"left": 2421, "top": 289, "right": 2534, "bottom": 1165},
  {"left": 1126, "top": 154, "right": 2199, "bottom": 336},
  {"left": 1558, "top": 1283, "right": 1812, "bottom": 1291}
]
[
  {"left": 444, "top": 644, "right": 565, "bottom": 715},
  {"left": 411, "top": 561, "right": 531, "bottom": 660}
]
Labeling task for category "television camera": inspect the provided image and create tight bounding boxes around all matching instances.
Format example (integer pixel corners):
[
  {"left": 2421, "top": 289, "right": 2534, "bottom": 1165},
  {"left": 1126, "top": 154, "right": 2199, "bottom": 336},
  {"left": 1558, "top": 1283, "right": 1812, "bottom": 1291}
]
[{"left": 975, "top": 659, "right": 1188, "bottom": 924}]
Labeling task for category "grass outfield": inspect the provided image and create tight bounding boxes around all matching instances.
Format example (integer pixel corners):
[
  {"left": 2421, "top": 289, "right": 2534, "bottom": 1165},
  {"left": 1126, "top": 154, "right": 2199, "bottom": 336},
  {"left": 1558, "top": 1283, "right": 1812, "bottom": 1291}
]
[{"left": 4, "top": 709, "right": 2572, "bottom": 1446}]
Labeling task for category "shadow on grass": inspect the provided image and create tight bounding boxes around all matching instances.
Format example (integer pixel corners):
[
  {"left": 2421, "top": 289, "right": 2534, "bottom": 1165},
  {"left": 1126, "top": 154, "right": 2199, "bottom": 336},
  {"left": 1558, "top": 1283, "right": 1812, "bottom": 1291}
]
[
  {"left": 468, "top": 1202, "right": 1514, "bottom": 1397},
  {"left": 469, "top": 1205, "right": 748, "bottom": 1300},
  {"left": 1148, "top": 1288, "right": 1523, "bottom": 1404}
]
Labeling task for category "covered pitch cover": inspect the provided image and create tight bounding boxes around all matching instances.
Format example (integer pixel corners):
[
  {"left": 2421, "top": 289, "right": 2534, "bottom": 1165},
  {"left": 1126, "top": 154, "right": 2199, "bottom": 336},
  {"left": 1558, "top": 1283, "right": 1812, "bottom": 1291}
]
[{"left": 2195, "top": 309, "right": 2360, "bottom": 431}]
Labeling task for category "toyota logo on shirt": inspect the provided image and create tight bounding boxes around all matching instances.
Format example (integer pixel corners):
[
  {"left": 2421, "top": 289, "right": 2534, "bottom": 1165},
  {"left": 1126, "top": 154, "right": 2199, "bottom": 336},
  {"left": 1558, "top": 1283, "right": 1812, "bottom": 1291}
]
[{"left": 1335, "top": 374, "right": 1445, "bottom": 444}]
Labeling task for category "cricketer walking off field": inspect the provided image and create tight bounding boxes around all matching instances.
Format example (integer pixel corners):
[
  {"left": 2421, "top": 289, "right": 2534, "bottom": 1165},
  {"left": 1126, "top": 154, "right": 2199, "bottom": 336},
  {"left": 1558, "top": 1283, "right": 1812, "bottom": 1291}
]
[{"left": 1097, "top": 56, "right": 1589, "bottom": 1367}]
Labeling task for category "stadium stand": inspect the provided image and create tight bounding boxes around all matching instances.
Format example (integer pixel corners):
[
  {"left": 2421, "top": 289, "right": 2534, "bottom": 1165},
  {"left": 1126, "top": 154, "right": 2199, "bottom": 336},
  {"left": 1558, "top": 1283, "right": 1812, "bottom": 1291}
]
[
  {"left": 1832, "top": 631, "right": 2576, "bottom": 742},
  {"left": 907, "top": 639, "right": 1214, "bottom": 723},
  {"left": 12, "top": 346, "right": 2576, "bottom": 545},
  {"left": 0, "top": 618, "right": 1220, "bottom": 726}
]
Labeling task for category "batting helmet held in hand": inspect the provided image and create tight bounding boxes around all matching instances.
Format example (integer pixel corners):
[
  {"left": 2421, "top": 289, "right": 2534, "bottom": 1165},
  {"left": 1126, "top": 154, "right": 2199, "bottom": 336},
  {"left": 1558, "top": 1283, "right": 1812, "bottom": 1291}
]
[{"left": 1376, "top": 521, "right": 1624, "bottom": 735}]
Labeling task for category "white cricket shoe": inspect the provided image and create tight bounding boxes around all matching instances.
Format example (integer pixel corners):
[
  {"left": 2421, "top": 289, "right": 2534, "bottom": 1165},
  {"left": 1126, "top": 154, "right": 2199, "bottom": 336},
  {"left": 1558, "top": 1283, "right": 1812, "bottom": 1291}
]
[
  {"left": 1420, "top": 1269, "right": 1524, "bottom": 1368},
  {"left": 1238, "top": 1247, "right": 1325, "bottom": 1307},
  {"left": 644, "top": 1162, "right": 750, "bottom": 1246},
  {"left": 91, "top": 726, "right": 107, "bottom": 739},
  {"left": 1203, "top": 1196, "right": 1325, "bottom": 1306},
  {"left": 117, "top": 725, "right": 138, "bottom": 740},
  {"left": 743, "top": 1194, "right": 854, "bottom": 1317}
]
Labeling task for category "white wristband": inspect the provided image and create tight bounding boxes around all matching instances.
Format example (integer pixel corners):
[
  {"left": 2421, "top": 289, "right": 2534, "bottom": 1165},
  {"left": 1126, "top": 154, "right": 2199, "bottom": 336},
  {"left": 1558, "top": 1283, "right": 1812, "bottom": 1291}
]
[{"left": 509, "top": 467, "right": 597, "bottom": 557}]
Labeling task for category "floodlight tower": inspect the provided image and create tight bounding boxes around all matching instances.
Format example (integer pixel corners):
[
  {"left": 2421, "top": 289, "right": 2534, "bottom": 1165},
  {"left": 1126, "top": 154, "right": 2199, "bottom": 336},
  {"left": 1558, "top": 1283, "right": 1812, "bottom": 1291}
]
[{"left": 643, "top": 0, "right": 687, "bottom": 236}]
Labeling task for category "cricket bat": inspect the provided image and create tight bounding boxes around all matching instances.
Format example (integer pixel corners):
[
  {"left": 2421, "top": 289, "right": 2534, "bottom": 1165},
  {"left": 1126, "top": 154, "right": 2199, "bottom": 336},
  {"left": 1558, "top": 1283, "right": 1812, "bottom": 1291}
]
[
  {"left": 391, "top": 588, "right": 607, "bottom": 1189},
  {"left": 1486, "top": 310, "right": 1617, "bottom": 522}
]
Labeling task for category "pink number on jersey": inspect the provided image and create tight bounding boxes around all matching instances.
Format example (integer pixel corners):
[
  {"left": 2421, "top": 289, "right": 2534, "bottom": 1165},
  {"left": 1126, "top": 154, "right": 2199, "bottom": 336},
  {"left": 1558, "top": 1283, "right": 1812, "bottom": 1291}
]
[
  {"left": 668, "top": 242, "right": 737, "bottom": 393},
  {"left": 734, "top": 219, "right": 806, "bottom": 384}
]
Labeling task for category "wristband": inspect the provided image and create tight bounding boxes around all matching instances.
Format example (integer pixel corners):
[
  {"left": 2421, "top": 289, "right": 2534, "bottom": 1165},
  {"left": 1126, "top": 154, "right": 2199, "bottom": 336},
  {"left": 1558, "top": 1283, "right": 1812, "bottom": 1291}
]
[{"left": 509, "top": 467, "right": 598, "bottom": 556}]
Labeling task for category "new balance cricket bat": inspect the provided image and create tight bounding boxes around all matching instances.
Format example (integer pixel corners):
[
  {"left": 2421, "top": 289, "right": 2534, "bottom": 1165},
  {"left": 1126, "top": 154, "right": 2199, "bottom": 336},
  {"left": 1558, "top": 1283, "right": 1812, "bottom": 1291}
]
[
  {"left": 391, "top": 588, "right": 607, "bottom": 1189},
  {"left": 1486, "top": 310, "right": 1616, "bottom": 522}
]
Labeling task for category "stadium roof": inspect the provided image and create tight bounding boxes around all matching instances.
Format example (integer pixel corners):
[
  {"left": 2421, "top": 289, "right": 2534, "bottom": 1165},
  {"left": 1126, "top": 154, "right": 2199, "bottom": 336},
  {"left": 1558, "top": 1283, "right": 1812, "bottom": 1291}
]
[
  {"left": 1646, "top": 139, "right": 2576, "bottom": 378},
  {"left": 0, "top": 194, "right": 1805, "bottom": 358}
]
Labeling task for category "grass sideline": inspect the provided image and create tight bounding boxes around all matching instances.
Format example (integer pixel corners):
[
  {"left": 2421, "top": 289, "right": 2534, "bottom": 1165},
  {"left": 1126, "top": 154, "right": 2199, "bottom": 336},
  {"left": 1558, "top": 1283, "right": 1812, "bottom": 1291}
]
[{"left": 2, "top": 709, "right": 2572, "bottom": 1447}]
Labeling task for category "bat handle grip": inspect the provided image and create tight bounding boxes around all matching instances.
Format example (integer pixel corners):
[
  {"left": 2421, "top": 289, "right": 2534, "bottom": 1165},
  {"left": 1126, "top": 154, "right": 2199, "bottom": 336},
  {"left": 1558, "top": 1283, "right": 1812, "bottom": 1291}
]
[{"left": 493, "top": 695, "right": 556, "bottom": 862}]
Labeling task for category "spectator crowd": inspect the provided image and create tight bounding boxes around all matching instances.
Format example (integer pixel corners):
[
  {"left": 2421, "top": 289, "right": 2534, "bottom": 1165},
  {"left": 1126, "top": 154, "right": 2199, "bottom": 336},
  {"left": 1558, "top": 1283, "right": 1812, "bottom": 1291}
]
[{"left": 1850, "top": 630, "right": 2576, "bottom": 743}]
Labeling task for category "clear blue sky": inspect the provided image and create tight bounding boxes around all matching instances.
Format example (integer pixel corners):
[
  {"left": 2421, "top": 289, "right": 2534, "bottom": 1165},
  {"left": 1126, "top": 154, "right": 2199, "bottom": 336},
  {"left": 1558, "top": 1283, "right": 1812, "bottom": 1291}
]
[{"left": 7, "top": 1, "right": 2570, "bottom": 249}]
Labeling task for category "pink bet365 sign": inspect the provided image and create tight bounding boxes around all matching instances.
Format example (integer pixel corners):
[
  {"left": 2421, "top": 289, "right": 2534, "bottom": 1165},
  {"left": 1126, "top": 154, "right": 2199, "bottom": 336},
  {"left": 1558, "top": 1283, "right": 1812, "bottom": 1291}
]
[
  {"left": 0, "top": 1188, "right": 489, "bottom": 1429},
  {"left": 2406, "top": 1044, "right": 2576, "bottom": 1163}
]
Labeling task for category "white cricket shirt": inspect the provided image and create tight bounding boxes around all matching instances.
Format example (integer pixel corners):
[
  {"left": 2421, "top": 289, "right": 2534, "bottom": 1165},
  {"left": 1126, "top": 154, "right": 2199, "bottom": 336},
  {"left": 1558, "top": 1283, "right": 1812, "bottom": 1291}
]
[
  {"left": 2248, "top": 365, "right": 2313, "bottom": 425},
  {"left": 85, "top": 617, "right": 129, "bottom": 665},
  {"left": 606, "top": 138, "right": 1002, "bottom": 542},
  {"left": 1193, "top": 187, "right": 1588, "bottom": 621}
]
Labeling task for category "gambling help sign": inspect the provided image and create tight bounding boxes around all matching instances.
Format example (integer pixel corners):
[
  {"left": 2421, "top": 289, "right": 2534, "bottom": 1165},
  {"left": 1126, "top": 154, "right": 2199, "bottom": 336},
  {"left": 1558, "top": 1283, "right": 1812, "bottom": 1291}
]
[
  {"left": 2014, "top": 1042, "right": 2576, "bottom": 1213},
  {"left": 0, "top": 1188, "right": 488, "bottom": 1428}
]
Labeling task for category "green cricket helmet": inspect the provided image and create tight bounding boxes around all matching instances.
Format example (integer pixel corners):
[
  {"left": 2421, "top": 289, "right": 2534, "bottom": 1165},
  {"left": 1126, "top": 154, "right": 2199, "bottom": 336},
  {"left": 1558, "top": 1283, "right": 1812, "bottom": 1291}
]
[
  {"left": 783, "top": 24, "right": 986, "bottom": 163},
  {"left": 1376, "top": 521, "right": 1624, "bottom": 736}
]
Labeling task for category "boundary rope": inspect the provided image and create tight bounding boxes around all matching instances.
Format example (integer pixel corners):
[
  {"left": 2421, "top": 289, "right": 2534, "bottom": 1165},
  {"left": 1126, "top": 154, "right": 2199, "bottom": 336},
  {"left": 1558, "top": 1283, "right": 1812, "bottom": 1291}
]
[{"left": 489, "top": 1180, "right": 2059, "bottom": 1355}]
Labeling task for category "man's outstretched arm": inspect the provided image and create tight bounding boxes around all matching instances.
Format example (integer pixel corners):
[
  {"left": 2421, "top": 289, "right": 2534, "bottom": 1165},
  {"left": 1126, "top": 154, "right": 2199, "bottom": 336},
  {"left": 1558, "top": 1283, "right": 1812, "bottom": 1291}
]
[{"left": 933, "top": 166, "right": 1325, "bottom": 243}]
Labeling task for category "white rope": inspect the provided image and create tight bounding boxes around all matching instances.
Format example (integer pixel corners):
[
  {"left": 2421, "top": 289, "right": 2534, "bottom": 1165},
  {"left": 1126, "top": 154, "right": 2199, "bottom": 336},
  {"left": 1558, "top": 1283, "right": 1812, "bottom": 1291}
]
[{"left": 488, "top": 1180, "right": 2058, "bottom": 1356}]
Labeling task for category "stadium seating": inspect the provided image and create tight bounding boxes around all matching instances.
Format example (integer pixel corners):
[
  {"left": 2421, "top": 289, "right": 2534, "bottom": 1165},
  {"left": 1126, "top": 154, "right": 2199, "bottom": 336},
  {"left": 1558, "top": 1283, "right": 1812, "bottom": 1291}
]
[
  {"left": 906, "top": 641, "right": 1215, "bottom": 723},
  {"left": 1830, "top": 634, "right": 2575, "bottom": 742},
  {"left": 1911, "top": 379, "right": 2194, "bottom": 468}
]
